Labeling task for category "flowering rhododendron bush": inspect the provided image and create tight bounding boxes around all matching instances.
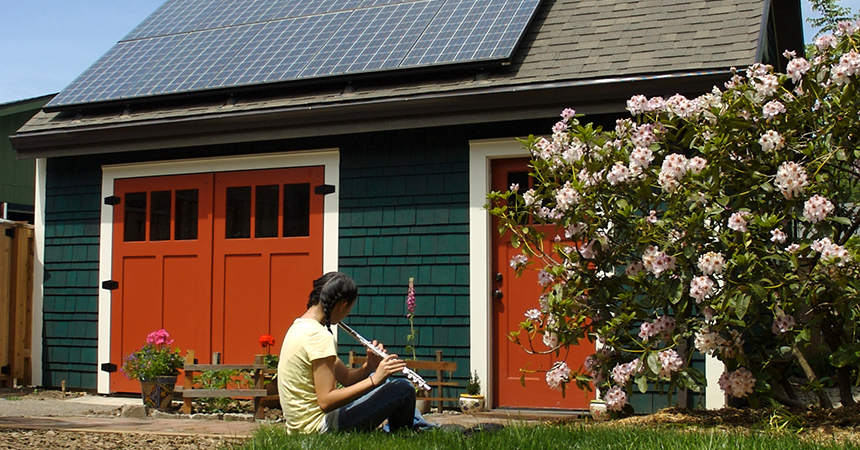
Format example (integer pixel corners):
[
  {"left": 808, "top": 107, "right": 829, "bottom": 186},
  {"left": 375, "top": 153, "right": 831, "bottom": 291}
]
[{"left": 488, "top": 24, "right": 860, "bottom": 411}]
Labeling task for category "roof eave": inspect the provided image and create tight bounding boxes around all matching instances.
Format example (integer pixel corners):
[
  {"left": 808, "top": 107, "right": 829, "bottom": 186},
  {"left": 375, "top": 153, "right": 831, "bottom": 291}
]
[{"left": 12, "top": 70, "right": 733, "bottom": 159}]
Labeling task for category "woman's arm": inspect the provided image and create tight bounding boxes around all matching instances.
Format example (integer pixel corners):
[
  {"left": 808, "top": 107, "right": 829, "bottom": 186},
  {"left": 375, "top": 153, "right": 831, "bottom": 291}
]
[{"left": 313, "top": 352, "right": 406, "bottom": 413}]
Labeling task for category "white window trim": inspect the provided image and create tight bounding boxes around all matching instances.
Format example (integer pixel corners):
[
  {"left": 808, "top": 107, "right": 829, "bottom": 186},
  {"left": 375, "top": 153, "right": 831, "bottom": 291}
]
[{"left": 96, "top": 149, "right": 340, "bottom": 393}]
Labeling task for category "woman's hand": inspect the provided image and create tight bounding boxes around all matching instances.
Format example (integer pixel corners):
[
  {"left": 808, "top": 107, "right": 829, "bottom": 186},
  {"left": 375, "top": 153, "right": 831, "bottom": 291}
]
[
  {"left": 371, "top": 353, "right": 407, "bottom": 384},
  {"left": 365, "top": 340, "right": 384, "bottom": 372}
]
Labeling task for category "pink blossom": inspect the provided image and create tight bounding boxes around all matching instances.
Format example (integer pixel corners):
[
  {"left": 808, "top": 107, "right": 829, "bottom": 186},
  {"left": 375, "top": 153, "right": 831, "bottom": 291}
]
[
  {"left": 611, "top": 360, "right": 639, "bottom": 386},
  {"left": 775, "top": 161, "right": 808, "bottom": 199},
  {"left": 770, "top": 228, "right": 787, "bottom": 244},
  {"left": 813, "top": 237, "right": 852, "bottom": 267},
  {"left": 758, "top": 130, "right": 785, "bottom": 152},
  {"left": 694, "top": 329, "right": 719, "bottom": 355},
  {"left": 631, "top": 124, "right": 657, "bottom": 147},
  {"left": 625, "top": 261, "right": 644, "bottom": 277},
  {"left": 786, "top": 57, "right": 810, "bottom": 83},
  {"left": 510, "top": 254, "right": 528, "bottom": 269},
  {"left": 647, "top": 210, "right": 658, "bottom": 224},
  {"left": 719, "top": 367, "right": 756, "bottom": 398},
  {"left": 546, "top": 361, "right": 571, "bottom": 391},
  {"left": 728, "top": 211, "right": 751, "bottom": 233},
  {"left": 537, "top": 270, "right": 554, "bottom": 286},
  {"left": 565, "top": 222, "right": 587, "bottom": 238},
  {"left": 554, "top": 182, "right": 581, "bottom": 212},
  {"left": 560, "top": 108, "right": 576, "bottom": 121},
  {"left": 752, "top": 73, "right": 779, "bottom": 98},
  {"left": 657, "top": 349, "right": 683, "bottom": 377},
  {"left": 629, "top": 146, "right": 655, "bottom": 172},
  {"left": 803, "top": 194, "right": 834, "bottom": 223},
  {"left": 690, "top": 276, "right": 715, "bottom": 303},
  {"left": 605, "top": 386, "right": 628, "bottom": 411},
  {"left": 814, "top": 34, "right": 838, "bottom": 51},
  {"left": 688, "top": 156, "right": 707, "bottom": 175},
  {"left": 771, "top": 314, "right": 796, "bottom": 335},
  {"left": 658, "top": 153, "right": 688, "bottom": 193},
  {"left": 606, "top": 162, "right": 631, "bottom": 185},
  {"left": 524, "top": 309, "right": 541, "bottom": 322},
  {"left": 626, "top": 95, "right": 649, "bottom": 115},
  {"left": 523, "top": 189, "right": 537, "bottom": 206},
  {"left": 642, "top": 246, "right": 676, "bottom": 277},
  {"left": 542, "top": 331, "right": 558, "bottom": 348},
  {"left": 697, "top": 252, "right": 725, "bottom": 276},
  {"left": 762, "top": 100, "right": 786, "bottom": 119},
  {"left": 785, "top": 243, "right": 800, "bottom": 253},
  {"left": 146, "top": 329, "right": 173, "bottom": 346}
]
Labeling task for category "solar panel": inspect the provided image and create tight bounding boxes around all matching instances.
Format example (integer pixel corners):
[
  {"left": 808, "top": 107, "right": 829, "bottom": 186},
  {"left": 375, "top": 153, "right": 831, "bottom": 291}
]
[{"left": 47, "top": 0, "right": 542, "bottom": 110}]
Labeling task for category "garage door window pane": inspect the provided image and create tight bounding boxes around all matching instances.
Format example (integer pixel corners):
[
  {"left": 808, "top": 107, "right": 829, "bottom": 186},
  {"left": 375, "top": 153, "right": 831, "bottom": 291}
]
[
  {"left": 175, "top": 189, "right": 198, "bottom": 240},
  {"left": 283, "top": 183, "right": 310, "bottom": 237},
  {"left": 256, "top": 185, "right": 279, "bottom": 238},
  {"left": 124, "top": 192, "right": 147, "bottom": 242},
  {"left": 150, "top": 191, "right": 172, "bottom": 241},
  {"left": 226, "top": 186, "right": 251, "bottom": 239}
]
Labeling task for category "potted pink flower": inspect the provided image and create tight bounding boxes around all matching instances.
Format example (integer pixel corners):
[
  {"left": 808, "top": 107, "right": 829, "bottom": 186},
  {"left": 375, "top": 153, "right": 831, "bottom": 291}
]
[{"left": 121, "top": 329, "right": 184, "bottom": 410}]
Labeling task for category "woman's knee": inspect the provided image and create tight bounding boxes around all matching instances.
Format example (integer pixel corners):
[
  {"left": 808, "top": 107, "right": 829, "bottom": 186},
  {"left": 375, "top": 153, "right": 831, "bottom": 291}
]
[{"left": 388, "top": 378, "right": 415, "bottom": 397}]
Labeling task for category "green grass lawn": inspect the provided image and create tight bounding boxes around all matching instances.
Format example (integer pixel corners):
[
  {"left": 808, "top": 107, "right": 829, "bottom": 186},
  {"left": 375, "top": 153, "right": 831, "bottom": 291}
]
[{"left": 226, "top": 423, "right": 858, "bottom": 450}]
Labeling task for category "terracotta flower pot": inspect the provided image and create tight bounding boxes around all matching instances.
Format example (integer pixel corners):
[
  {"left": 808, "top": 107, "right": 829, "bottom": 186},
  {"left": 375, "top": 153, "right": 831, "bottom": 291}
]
[{"left": 139, "top": 375, "right": 177, "bottom": 410}]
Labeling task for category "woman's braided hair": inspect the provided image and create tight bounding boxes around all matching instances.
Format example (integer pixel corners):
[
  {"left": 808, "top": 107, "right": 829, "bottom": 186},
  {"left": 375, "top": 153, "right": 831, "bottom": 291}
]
[{"left": 307, "top": 272, "right": 358, "bottom": 332}]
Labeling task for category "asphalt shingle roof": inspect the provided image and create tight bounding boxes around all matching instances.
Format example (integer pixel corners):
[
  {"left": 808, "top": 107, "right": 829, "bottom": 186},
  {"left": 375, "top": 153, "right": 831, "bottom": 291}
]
[{"left": 18, "top": 0, "right": 767, "bottom": 135}]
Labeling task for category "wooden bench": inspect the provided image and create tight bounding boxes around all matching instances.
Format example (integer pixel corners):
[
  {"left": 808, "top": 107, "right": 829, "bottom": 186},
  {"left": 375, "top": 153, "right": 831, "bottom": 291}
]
[
  {"left": 178, "top": 350, "right": 277, "bottom": 419},
  {"left": 348, "top": 349, "right": 458, "bottom": 411}
]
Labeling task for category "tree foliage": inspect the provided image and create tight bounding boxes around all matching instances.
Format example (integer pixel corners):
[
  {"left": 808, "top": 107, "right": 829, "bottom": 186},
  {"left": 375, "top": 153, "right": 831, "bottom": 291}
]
[{"left": 488, "top": 21, "right": 860, "bottom": 411}]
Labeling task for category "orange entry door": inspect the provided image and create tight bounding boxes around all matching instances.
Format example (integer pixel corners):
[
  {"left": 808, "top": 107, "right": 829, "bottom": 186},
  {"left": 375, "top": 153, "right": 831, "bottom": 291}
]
[
  {"left": 491, "top": 158, "right": 593, "bottom": 410},
  {"left": 111, "top": 173, "right": 214, "bottom": 393},
  {"left": 212, "top": 167, "right": 324, "bottom": 363}
]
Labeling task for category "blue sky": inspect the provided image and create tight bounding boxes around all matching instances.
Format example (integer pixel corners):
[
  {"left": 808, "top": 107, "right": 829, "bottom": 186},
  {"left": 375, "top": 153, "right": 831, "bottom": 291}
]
[{"left": 0, "top": 0, "right": 857, "bottom": 105}]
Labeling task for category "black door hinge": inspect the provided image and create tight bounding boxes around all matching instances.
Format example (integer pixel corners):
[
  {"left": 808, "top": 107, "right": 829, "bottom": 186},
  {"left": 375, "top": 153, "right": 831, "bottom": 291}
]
[
  {"left": 102, "top": 280, "right": 119, "bottom": 290},
  {"left": 314, "top": 184, "right": 336, "bottom": 195},
  {"left": 4, "top": 228, "right": 13, "bottom": 238},
  {"left": 0, "top": 365, "right": 9, "bottom": 375},
  {"left": 104, "top": 196, "right": 121, "bottom": 205},
  {"left": 100, "top": 363, "right": 117, "bottom": 373}
]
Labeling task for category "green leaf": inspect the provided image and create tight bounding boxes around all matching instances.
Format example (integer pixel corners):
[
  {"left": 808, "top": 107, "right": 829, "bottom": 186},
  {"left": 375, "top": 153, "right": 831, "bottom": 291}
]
[
  {"left": 829, "top": 343, "right": 860, "bottom": 368},
  {"left": 750, "top": 283, "right": 766, "bottom": 300},
  {"left": 735, "top": 294, "right": 750, "bottom": 320},
  {"left": 637, "top": 375, "right": 648, "bottom": 394},
  {"left": 647, "top": 353, "right": 661, "bottom": 375}
]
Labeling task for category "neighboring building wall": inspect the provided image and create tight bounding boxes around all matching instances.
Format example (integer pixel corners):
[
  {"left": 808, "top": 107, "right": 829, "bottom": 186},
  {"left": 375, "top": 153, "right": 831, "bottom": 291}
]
[
  {"left": 336, "top": 128, "right": 472, "bottom": 388},
  {"left": 1, "top": 95, "right": 52, "bottom": 222},
  {"left": 42, "top": 156, "right": 102, "bottom": 388}
]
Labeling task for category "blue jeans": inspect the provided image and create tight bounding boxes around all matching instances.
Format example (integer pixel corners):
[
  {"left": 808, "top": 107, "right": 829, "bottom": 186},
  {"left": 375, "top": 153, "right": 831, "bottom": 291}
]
[{"left": 334, "top": 378, "right": 430, "bottom": 432}]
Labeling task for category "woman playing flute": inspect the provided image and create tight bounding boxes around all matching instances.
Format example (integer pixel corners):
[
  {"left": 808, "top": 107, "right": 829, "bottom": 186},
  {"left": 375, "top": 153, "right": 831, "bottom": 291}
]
[{"left": 277, "top": 271, "right": 433, "bottom": 433}]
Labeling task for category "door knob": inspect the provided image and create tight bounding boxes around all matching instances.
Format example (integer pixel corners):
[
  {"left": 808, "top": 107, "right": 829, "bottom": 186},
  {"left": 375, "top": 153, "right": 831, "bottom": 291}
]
[
  {"left": 494, "top": 273, "right": 503, "bottom": 282},
  {"left": 493, "top": 289, "right": 503, "bottom": 299}
]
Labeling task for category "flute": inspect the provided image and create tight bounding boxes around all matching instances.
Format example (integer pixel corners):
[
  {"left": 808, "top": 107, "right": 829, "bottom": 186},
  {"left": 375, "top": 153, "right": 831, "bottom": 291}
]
[{"left": 338, "top": 322, "right": 431, "bottom": 391}]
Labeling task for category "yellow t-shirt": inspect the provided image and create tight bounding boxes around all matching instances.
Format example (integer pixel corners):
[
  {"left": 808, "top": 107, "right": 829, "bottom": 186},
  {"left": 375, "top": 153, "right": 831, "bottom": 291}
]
[{"left": 278, "top": 318, "right": 337, "bottom": 434}]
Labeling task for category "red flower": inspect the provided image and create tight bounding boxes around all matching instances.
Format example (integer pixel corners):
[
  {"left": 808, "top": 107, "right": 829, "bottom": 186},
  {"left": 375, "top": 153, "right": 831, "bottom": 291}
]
[{"left": 259, "top": 334, "right": 275, "bottom": 348}]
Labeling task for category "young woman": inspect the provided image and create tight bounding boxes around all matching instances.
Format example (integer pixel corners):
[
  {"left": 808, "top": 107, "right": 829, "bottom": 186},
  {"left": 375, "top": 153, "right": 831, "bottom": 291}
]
[{"left": 277, "top": 272, "right": 423, "bottom": 433}]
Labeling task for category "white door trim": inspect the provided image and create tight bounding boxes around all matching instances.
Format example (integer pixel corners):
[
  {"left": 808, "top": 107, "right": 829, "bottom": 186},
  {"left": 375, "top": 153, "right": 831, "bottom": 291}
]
[
  {"left": 468, "top": 138, "right": 529, "bottom": 409},
  {"left": 97, "top": 149, "right": 340, "bottom": 393}
]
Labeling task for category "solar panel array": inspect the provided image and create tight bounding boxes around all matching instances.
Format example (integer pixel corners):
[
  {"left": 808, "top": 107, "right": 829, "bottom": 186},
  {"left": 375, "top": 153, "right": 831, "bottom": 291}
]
[{"left": 47, "top": 0, "right": 542, "bottom": 110}]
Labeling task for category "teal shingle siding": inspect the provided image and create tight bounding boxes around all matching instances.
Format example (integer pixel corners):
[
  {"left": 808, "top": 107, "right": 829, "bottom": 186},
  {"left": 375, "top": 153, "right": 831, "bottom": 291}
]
[
  {"left": 337, "top": 129, "right": 471, "bottom": 405},
  {"left": 42, "top": 156, "right": 102, "bottom": 389}
]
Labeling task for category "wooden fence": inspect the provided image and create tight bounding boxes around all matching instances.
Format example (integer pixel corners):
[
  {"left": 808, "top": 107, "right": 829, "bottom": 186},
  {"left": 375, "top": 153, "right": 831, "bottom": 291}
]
[{"left": 0, "top": 221, "right": 34, "bottom": 388}]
